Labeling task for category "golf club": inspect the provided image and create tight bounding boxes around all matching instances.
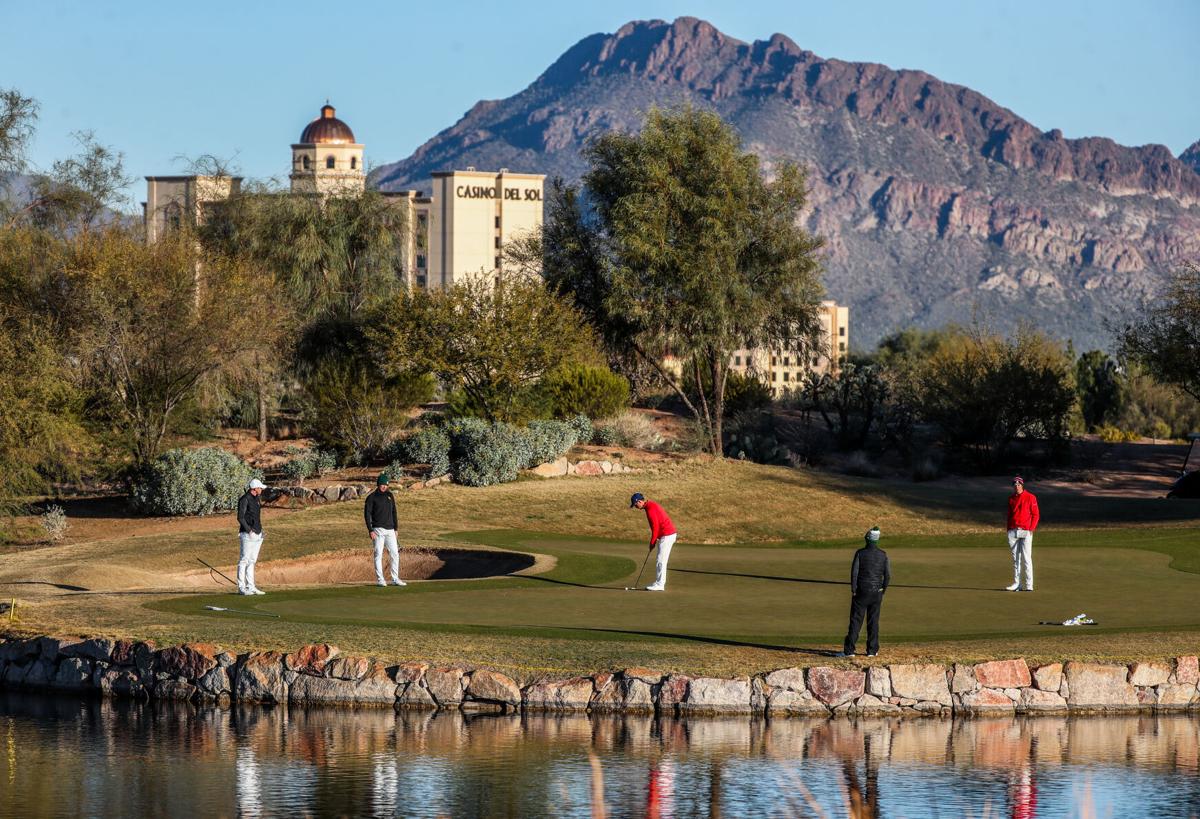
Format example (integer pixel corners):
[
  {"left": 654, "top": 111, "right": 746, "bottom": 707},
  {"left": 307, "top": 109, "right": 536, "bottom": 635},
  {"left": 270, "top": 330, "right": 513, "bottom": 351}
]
[
  {"left": 196, "top": 557, "right": 237, "bottom": 587},
  {"left": 203, "top": 605, "right": 280, "bottom": 618},
  {"left": 624, "top": 552, "right": 652, "bottom": 591}
]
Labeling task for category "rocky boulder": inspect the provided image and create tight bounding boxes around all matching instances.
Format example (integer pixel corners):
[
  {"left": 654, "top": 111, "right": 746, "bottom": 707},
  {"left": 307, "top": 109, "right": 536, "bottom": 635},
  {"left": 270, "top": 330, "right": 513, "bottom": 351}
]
[
  {"left": 887, "top": 664, "right": 951, "bottom": 706},
  {"left": 1175, "top": 656, "right": 1199, "bottom": 685},
  {"left": 1032, "top": 663, "right": 1063, "bottom": 692},
  {"left": 1128, "top": 662, "right": 1170, "bottom": 688},
  {"left": 235, "top": 652, "right": 288, "bottom": 703},
  {"left": 807, "top": 667, "right": 865, "bottom": 708},
  {"left": 465, "top": 669, "right": 521, "bottom": 708},
  {"left": 683, "top": 677, "right": 752, "bottom": 713},
  {"left": 286, "top": 644, "right": 340, "bottom": 676},
  {"left": 768, "top": 688, "right": 829, "bottom": 716},
  {"left": 959, "top": 688, "right": 1015, "bottom": 712},
  {"left": 1019, "top": 688, "right": 1067, "bottom": 711},
  {"left": 157, "top": 643, "right": 219, "bottom": 680},
  {"left": 425, "top": 667, "right": 466, "bottom": 706},
  {"left": 1063, "top": 662, "right": 1137, "bottom": 708},
  {"left": 867, "top": 667, "right": 893, "bottom": 698},
  {"left": 523, "top": 677, "right": 594, "bottom": 711},
  {"left": 763, "top": 668, "right": 806, "bottom": 693},
  {"left": 530, "top": 458, "right": 570, "bottom": 478},
  {"left": 973, "top": 659, "right": 1030, "bottom": 689},
  {"left": 657, "top": 674, "right": 690, "bottom": 712},
  {"left": 51, "top": 657, "right": 93, "bottom": 690}
]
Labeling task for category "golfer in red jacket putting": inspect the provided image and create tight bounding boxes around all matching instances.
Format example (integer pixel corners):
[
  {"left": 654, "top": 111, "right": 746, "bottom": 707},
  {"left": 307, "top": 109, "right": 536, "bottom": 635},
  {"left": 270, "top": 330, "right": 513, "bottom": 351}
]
[
  {"left": 631, "top": 493, "right": 676, "bottom": 591},
  {"left": 1006, "top": 476, "right": 1040, "bottom": 591}
]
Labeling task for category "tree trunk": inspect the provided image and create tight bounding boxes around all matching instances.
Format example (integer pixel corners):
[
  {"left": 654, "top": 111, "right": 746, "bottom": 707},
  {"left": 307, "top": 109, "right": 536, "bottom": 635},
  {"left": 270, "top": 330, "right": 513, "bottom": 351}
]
[
  {"left": 255, "top": 354, "right": 269, "bottom": 442},
  {"left": 710, "top": 352, "right": 726, "bottom": 457}
]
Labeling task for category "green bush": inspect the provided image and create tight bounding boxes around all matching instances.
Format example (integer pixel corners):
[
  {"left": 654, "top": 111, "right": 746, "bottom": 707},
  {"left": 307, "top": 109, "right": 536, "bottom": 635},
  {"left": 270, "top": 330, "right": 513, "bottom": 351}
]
[
  {"left": 302, "top": 358, "right": 434, "bottom": 463},
  {"left": 566, "top": 414, "right": 593, "bottom": 446},
  {"left": 278, "top": 447, "right": 338, "bottom": 484},
  {"left": 451, "top": 422, "right": 529, "bottom": 487},
  {"left": 591, "top": 411, "right": 665, "bottom": 450},
  {"left": 539, "top": 365, "right": 630, "bottom": 419},
  {"left": 397, "top": 427, "right": 452, "bottom": 478},
  {"left": 1096, "top": 425, "right": 1139, "bottom": 443},
  {"left": 131, "top": 447, "right": 258, "bottom": 516},
  {"left": 524, "top": 420, "right": 578, "bottom": 467},
  {"left": 683, "top": 366, "right": 773, "bottom": 417}
]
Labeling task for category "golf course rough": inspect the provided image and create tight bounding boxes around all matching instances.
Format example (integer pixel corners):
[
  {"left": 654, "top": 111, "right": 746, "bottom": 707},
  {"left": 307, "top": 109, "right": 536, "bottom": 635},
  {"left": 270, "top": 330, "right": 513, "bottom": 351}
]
[{"left": 2, "top": 635, "right": 1199, "bottom": 716}]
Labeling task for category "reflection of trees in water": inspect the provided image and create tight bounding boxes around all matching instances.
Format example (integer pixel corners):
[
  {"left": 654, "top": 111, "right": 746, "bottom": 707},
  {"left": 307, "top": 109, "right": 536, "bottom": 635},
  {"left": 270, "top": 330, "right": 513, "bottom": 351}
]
[{"left": 3, "top": 694, "right": 1200, "bottom": 816}]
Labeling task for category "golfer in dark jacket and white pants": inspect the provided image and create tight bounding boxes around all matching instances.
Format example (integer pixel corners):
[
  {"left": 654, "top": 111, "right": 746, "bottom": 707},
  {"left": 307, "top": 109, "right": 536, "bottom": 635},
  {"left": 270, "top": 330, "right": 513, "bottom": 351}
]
[
  {"left": 840, "top": 527, "right": 891, "bottom": 657},
  {"left": 365, "top": 473, "right": 404, "bottom": 587},
  {"left": 237, "top": 478, "right": 267, "bottom": 595}
]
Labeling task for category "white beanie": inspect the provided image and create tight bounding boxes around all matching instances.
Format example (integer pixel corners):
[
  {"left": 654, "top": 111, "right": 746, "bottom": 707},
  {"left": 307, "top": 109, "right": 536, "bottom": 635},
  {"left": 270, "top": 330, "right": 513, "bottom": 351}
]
[
  {"left": 866, "top": 527, "right": 881, "bottom": 542},
  {"left": 248, "top": 478, "right": 266, "bottom": 490}
]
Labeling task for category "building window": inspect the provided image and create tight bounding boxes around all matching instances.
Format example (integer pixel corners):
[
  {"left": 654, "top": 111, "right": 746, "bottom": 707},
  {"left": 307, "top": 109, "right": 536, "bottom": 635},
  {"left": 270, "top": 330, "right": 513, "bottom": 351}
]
[
  {"left": 839, "top": 342, "right": 846, "bottom": 352},
  {"left": 416, "top": 274, "right": 427, "bottom": 288},
  {"left": 770, "top": 356, "right": 776, "bottom": 366},
  {"left": 734, "top": 355, "right": 741, "bottom": 366},
  {"left": 302, "top": 155, "right": 311, "bottom": 170},
  {"left": 772, "top": 372, "right": 778, "bottom": 382},
  {"left": 164, "top": 202, "right": 182, "bottom": 232},
  {"left": 783, "top": 357, "right": 790, "bottom": 367},
  {"left": 494, "top": 256, "right": 501, "bottom": 268},
  {"left": 350, "top": 156, "right": 357, "bottom": 170},
  {"left": 839, "top": 326, "right": 846, "bottom": 337},
  {"left": 494, "top": 236, "right": 501, "bottom": 248},
  {"left": 416, "top": 254, "right": 426, "bottom": 269},
  {"left": 326, "top": 156, "right": 336, "bottom": 169},
  {"left": 494, "top": 216, "right": 501, "bottom": 228},
  {"left": 812, "top": 357, "right": 820, "bottom": 367},
  {"left": 783, "top": 372, "right": 789, "bottom": 382}
]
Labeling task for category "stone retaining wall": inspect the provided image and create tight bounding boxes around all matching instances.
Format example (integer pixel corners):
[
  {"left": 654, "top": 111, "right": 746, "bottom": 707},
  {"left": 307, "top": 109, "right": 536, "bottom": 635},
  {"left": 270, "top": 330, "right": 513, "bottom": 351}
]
[{"left": 3, "top": 636, "right": 1198, "bottom": 716}]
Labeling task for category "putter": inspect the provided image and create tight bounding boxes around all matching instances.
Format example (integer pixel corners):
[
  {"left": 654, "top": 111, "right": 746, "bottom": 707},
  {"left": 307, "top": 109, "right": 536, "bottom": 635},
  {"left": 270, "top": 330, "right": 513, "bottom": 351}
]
[
  {"left": 196, "top": 557, "right": 237, "bottom": 587},
  {"left": 203, "top": 605, "right": 280, "bottom": 618},
  {"left": 624, "top": 552, "right": 652, "bottom": 591}
]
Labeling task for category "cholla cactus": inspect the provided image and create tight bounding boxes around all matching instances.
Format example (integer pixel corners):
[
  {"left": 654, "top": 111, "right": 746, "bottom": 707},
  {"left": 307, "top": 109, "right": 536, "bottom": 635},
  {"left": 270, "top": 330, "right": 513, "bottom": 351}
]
[{"left": 41, "top": 504, "right": 69, "bottom": 541}]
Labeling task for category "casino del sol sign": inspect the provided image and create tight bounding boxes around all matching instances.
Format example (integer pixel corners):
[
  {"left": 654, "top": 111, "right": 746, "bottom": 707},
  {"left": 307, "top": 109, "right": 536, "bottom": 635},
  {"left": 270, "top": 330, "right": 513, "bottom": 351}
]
[{"left": 456, "top": 184, "right": 542, "bottom": 201}]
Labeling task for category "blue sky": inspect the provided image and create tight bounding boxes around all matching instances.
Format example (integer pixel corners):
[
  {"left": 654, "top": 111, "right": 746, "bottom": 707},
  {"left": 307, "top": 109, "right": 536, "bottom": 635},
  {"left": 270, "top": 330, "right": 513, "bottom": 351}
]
[{"left": 4, "top": 0, "right": 1196, "bottom": 209}]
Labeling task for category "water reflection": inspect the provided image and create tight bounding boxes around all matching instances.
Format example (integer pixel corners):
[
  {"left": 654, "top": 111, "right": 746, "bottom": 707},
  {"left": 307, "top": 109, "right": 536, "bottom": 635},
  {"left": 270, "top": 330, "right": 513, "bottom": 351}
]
[{"left": 2, "top": 692, "right": 1199, "bottom": 817}]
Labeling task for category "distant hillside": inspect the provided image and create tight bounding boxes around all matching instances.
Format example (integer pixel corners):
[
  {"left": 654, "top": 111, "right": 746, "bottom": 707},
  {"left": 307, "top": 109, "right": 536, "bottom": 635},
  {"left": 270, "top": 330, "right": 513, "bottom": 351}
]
[{"left": 373, "top": 17, "right": 1200, "bottom": 350}]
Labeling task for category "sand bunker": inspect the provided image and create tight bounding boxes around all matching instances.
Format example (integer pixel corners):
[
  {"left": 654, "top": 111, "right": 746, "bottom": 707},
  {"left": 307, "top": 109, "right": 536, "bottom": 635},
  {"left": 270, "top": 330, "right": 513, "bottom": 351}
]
[{"left": 183, "top": 547, "right": 547, "bottom": 589}]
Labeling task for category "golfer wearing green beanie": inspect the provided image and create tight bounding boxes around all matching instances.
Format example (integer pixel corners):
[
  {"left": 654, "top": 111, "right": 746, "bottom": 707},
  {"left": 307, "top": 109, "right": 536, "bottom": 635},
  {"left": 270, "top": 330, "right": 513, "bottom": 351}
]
[
  {"left": 364, "top": 473, "right": 404, "bottom": 587},
  {"left": 839, "top": 526, "right": 890, "bottom": 657}
]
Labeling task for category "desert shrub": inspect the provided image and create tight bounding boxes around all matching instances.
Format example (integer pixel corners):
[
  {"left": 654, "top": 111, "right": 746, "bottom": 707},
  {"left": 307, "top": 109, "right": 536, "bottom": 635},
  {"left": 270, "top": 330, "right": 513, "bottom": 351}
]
[
  {"left": 524, "top": 420, "right": 578, "bottom": 467},
  {"left": 40, "top": 504, "right": 69, "bottom": 541},
  {"left": 131, "top": 447, "right": 257, "bottom": 516},
  {"left": 841, "top": 450, "right": 882, "bottom": 478},
  {"left": 278, "top": 446, "right": 338, "bottom": 484},
  {"left": 566, "top": 414, "right": 593, "bottom": 444},
  {"left": 451, "top": 422, "right": 529, "bottom": 487},
  {"left": 302, "top": 358, "right": 434, "bottom": 463},
  {"left": 683, "top": 366, "right": 773, "bottom": 418},
  {"left": 723, "top": 411, "right": 792, "bottom": 465},
  {"left": 1096, "top": 425, "right": 1139, "bottom": 443},
  {"left": 591, "top": 411, "right": 665, "bottom": 451},
  {"left": 396, "top": 426, "right": 452, "bottom": 478},
  {"left": 539, "top": 364, "right": 630, "bottom": 420},
  {"left": 910, "top": 453, "right": 943, "bottom": 482}
]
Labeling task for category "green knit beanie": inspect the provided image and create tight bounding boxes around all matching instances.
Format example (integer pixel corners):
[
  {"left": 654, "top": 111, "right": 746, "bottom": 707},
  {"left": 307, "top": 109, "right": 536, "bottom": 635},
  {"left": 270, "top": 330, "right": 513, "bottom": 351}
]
[{"left": 377, "top": 473, "right": 390, "bottom": 486}]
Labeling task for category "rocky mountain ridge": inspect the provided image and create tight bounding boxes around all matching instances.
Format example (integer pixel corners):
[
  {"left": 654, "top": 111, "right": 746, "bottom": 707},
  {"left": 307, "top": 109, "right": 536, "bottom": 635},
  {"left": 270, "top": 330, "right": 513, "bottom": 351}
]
[{"left": 374, "top": 17, "right": 1200, "bottom": 349}]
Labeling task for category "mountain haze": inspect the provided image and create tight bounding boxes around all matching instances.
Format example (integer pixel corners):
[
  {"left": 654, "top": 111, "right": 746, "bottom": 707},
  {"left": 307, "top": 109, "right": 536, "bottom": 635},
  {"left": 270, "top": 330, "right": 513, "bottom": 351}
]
[{"left": 375, "top": 17, "right": 1200, "bottom": 349}]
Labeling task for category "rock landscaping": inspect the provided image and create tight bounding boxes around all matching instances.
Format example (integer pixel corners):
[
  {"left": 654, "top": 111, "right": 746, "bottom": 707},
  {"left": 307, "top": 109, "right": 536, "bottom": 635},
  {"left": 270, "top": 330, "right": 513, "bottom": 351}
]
[{"left": 3, "top": 635, "right": 1198, "bottom": 716}]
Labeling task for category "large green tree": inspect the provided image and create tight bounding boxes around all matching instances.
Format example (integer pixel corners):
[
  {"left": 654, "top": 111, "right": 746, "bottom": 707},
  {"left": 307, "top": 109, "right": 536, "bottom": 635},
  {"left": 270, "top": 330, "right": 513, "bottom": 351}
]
[
  {"left": 370, "top": 272, "right": 595, "bottom": 423},
  {"left": 526, "top": 106, "right": 825, "bottom": 454},
  {"left": 1119, "top": 263, "right": 1200, "bottom": 402}
]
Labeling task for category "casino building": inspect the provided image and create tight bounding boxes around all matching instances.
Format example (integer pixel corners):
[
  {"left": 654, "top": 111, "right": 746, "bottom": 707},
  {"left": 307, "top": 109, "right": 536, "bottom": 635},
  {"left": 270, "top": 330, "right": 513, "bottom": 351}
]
[
  {"left": 143, "top": 103, "right": 545, "bottom": 288},
  {"left": 143, "top": 103, "right": 847, "bottom": 378}
]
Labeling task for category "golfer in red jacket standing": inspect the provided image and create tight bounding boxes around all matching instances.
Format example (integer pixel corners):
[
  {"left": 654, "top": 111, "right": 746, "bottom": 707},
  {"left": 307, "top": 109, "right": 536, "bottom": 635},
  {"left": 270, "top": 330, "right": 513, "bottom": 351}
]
[
  {"left": 1006, "top": 476, "right": 1040, "bottom": 591},
  {"left": 631, "top": 493, "right": 676, "bottom": 591}
]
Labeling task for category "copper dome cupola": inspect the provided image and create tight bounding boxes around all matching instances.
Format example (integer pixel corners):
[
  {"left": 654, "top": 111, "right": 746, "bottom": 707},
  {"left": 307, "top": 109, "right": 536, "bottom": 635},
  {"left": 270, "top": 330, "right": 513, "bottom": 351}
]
[{"left": 299, "top": 103, "right": 356, "bottom": 144}]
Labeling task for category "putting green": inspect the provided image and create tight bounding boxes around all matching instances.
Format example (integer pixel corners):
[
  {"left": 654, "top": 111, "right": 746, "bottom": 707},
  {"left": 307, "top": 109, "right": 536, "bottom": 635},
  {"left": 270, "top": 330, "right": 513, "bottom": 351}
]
[{"left": 150, "top": 528, "right": 1200, "bottom": 647}]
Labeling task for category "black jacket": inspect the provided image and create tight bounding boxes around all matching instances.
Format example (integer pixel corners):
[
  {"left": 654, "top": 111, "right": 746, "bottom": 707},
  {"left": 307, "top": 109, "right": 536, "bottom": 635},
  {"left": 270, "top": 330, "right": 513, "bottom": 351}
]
[
  {"left": 364, "top": 489, "right": 398, "bottom": 532},
  {"left": 237, "top": 492, "right": 262, "bottom": 535},
  {"left": 850, "top": 542, "right": 890, "bottom": 596}
]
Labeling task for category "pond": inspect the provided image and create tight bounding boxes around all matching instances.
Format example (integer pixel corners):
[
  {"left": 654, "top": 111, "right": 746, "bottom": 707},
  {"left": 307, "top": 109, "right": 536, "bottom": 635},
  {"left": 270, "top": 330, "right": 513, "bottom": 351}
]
[{"left": 2, "top": 692, "right": 1198, "bottom": 817}]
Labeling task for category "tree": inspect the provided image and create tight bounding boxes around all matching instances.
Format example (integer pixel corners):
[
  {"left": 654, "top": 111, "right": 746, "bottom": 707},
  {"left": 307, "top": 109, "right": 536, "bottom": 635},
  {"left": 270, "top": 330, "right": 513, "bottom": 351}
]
[
  {"left": 913, "top": 327, "right": 1075, "bottom": 465},
  {"left": 1074, "top": 349, "right": 1126, "bottom": 431},
  {"left": 370, "top": 273, "right": 596, "bottom": 423},
  {"left": 1119, "top": 263, "right": 1200, "bottom": 402},
  {"left": 63, "top": 228, "right": 272, "bottom": 467},
  {"left": 27, "top": 130, "right": 131, "bottom": 234},
  {"left": 525, "top": 107, "right": 825, "bottom": 454},
  {"left": 0, "top": 88, "right": 37, "bottom": 176},
  {"left": 802, "top": 363, "right": 891, "bottom": 451}
]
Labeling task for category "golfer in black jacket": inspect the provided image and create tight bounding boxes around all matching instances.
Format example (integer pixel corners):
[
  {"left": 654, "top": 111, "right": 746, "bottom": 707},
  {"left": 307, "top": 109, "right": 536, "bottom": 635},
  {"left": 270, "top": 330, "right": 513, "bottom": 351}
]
[
  {"left": 364, "top": 473, "right": 404, "bottom": 587},
  {"left": 236, "top": 478, "right": 267, "bottom": 596},
  {"left": 839, "top": 527, "right": 891, "bottom": 657}
]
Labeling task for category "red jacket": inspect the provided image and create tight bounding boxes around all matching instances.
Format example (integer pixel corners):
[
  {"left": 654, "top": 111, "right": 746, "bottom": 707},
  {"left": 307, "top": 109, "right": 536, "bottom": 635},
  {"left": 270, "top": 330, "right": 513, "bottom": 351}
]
[
  {"left": 644, "top": 501, "right": 676, "bottom": 541},
  {"left": 1007, "top": 490, "right": 1040, "bottom": 531}
]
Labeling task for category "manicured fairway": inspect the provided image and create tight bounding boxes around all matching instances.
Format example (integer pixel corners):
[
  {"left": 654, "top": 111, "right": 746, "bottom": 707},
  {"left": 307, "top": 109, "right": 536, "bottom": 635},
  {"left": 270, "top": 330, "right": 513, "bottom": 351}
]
[{"left": 152, "top": 527, "right": 1200, "bottom": 649}]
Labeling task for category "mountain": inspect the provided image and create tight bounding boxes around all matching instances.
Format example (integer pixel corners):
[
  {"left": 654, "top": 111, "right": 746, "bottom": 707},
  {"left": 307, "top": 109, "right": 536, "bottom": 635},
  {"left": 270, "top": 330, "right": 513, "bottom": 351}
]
[{"left": 374, "top": 17, "right": 1200, "bottom": 349}]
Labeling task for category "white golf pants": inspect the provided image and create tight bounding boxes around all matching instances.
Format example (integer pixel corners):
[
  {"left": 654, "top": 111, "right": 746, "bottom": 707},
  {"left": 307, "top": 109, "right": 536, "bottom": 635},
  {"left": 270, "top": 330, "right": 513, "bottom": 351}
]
[
  {"left": 651, "top": 533, "right": 677, "bottom": 589},
  {"left": 373, "top": 528, "right": 400, "bottom": 583},
  {"left": 237, "top": 532, "right": 264, "bottom": 592},
  {"left": 1008, "top": 529, "right": 1033, "bottom": 589}
]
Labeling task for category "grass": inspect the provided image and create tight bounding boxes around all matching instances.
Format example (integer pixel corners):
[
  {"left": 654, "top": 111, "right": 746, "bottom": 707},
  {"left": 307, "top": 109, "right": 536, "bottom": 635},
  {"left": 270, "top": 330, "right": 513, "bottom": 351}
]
[{"left": 3, "top": 459, "right": 1199, "bottom": 679}]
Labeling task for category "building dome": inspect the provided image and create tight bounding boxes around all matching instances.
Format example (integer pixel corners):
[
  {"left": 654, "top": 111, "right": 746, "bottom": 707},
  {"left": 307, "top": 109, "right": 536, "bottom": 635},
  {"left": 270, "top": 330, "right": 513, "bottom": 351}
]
[{"left": 299, "top": 103, "right": 356, "bottom": 144}]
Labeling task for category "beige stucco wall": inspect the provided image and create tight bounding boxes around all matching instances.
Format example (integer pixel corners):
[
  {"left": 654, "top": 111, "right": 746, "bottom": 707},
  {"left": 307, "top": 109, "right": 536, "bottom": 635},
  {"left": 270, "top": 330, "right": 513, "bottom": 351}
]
[
  {"left": 143, "top": 175, "right": 241, "bottom": 242},
  {"left": 289, "top": 142, "right": 365, "bottom": 195}
]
